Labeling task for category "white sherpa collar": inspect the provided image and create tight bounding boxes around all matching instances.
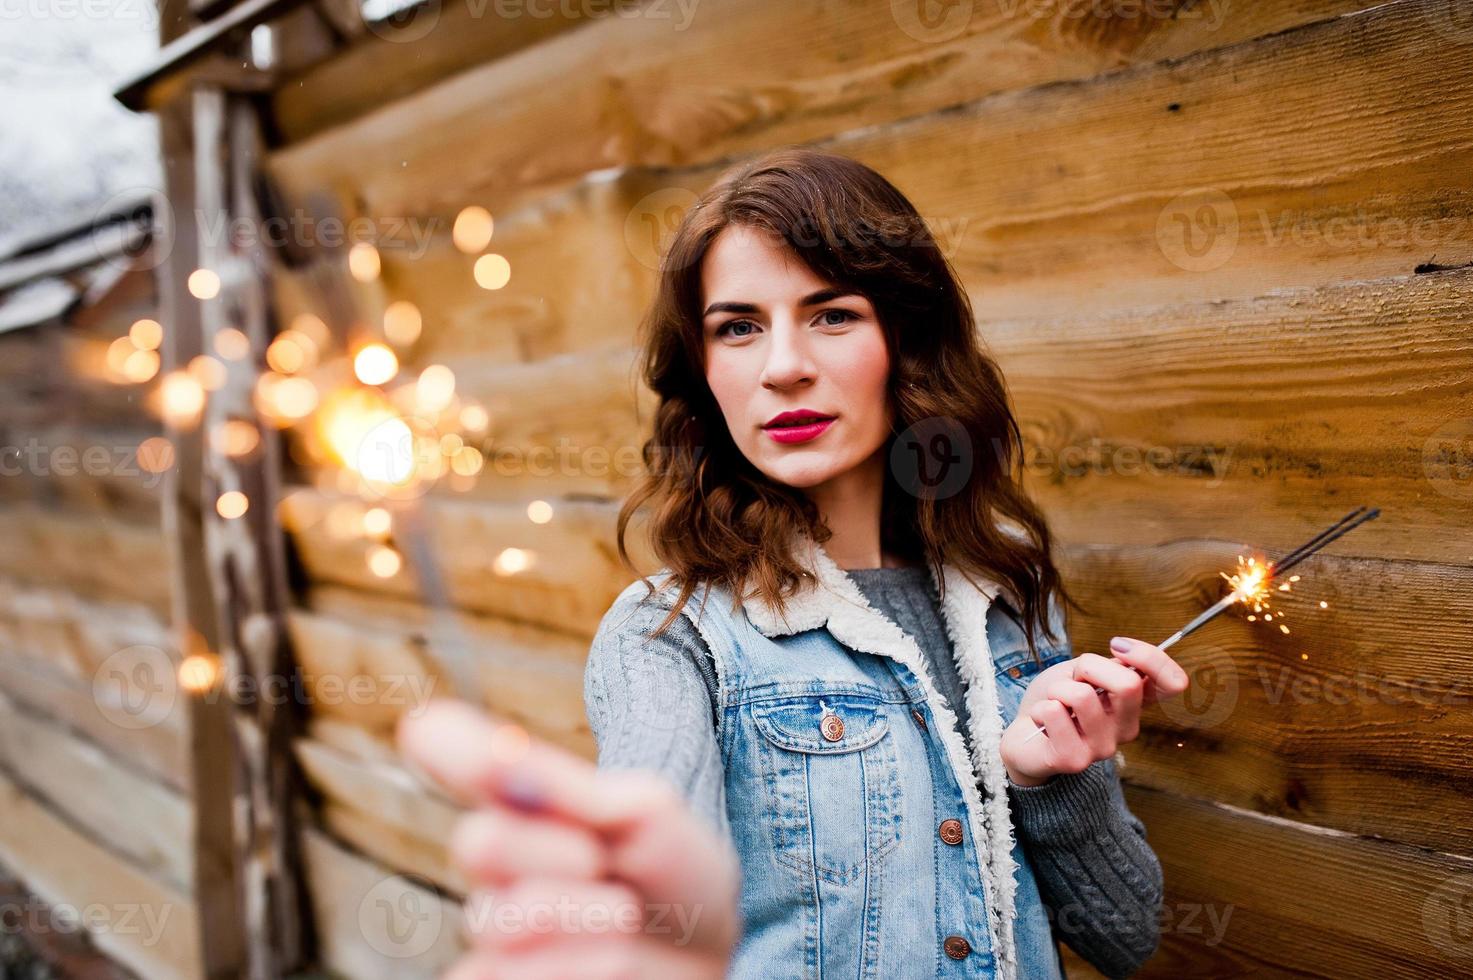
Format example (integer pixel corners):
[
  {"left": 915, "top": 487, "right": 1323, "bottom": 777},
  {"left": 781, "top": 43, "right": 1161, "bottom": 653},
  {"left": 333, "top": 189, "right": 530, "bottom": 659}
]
[{"left": 739, "top": 529, "right": 1023, "bottom": 980}]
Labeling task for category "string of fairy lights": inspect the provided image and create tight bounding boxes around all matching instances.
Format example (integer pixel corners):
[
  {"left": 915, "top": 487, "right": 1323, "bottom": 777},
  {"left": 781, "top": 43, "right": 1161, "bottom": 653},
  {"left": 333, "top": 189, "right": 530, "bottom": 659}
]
[{"left": 103, "top": 203, "right": 553, "bottom": 604}]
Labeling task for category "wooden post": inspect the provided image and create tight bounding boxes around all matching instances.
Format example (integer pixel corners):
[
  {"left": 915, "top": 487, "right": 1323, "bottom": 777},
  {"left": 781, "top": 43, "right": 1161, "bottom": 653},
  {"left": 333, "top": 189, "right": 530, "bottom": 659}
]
[
  {"left": 154, "top": 1, "right": 312, "bottom": 976},
  {"left": 157, "top": 76, "right": 248, "bottom": 980}
]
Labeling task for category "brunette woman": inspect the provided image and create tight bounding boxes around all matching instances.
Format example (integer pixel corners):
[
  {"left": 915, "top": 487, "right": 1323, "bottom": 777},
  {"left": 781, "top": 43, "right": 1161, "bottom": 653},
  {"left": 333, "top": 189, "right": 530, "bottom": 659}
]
[{"left": 400, "top": 147, "right": 1189, "bottom": 980}]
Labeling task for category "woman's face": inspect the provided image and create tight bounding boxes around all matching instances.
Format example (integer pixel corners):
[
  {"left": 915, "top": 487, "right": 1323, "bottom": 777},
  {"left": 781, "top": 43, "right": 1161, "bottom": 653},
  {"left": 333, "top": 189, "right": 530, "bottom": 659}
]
[{"left": 700, "top": 224, "right": 892, "bottom": 494}]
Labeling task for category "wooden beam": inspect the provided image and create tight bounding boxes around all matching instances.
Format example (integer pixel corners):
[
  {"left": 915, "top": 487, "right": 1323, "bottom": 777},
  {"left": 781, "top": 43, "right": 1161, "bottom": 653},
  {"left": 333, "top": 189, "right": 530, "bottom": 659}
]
[
  {"left": 280, "top": 487, "right": 657, "bottom": 636},
  {"left": 301, "top": 827, "right": 461, "bottom": 979},
  {"left": 1064, "top": 542, "right": 1473, "bottom": 857},
  {"left": 0, "top": 769, "right": 202, "bottom": 980},
  {"left": 1125, "top": 783, "right": 1473, "bottom": 976},
  {"left": 266, "top": 0, "right": 1373, "bottom": 220},
  {"left": 0, "top": 692, "right": 194, "bottom": 893},
  {"left": 157, "top": 73, "right": 249, "bottom": 980},
  {"left": 113, "top": 0, "right": 311, "bottom": 111}
]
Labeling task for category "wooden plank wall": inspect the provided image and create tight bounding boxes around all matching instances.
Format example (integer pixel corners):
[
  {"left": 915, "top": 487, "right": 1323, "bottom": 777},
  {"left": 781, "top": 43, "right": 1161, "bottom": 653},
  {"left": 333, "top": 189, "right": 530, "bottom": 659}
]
[
  {"left": 0, "top": 266, "right": 203, "bottom": 978},
  {"left": 260, "top": 1, "right": 1473, "bottom": 975}
]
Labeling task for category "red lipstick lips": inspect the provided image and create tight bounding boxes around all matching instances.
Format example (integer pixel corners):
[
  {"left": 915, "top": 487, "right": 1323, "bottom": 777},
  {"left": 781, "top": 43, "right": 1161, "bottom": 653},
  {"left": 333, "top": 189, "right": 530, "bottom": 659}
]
[{"left": 763, "top": 410, "right": 836, "bottom": 445}]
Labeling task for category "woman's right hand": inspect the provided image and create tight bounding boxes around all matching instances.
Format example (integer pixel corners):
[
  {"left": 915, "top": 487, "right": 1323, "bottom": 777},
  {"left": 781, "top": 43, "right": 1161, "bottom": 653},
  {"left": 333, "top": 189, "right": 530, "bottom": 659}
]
[{"left": 397, "top": 699, "right": 742, "bottom": 980}]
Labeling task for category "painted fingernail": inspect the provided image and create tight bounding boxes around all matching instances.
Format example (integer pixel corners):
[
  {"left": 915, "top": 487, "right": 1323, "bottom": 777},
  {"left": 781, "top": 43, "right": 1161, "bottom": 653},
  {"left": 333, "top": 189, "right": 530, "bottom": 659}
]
[
  {"left": 501, "top": 771, "right": 548, "bottom": 813},
  {"left": 1109, "top": 636, "right": 1130, "bottom": 654}
]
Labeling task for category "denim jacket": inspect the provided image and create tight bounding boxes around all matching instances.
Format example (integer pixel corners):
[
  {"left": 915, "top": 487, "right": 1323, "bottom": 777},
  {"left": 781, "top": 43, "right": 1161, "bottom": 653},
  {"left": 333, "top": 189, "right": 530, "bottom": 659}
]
[{"left": 620, "top": 530, "right": 1072, "bottom": 980}]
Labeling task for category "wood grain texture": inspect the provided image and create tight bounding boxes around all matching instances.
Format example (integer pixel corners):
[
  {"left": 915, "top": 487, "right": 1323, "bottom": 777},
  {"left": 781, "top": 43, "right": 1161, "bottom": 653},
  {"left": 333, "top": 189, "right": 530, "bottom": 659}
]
[
  {"left": 296, "top": 735, "right": 464, "bottom": 891},
  {"left": 0, "top": 768, "right": 202, "bottom": 980},
  {"left": 0, "top": 653, "right": 188, "bottom": 791},
  {"left": 294, "top": 585, "right": 594, "bottom": 750},
  {"left": 1064, "top": 542, "right": 1473, "bottom": 857},
  {"left": 272, "top": 0, "right": 586, "bottom": 142},
  {"left": 280, "top": 486, "right": 658, "bottom": 637},
  {"left": 0, "top": 505, "right": 169, "bottom": 614},
  {"left": 995, "top": 268, "right": 1473, "bottom": 564},
  {"left": 1125, "top": 783, "right": 1473, "bottom": 977},
  {"left": 267, "top": 0, "right": 1373, "bottom": 230},
  {"left": 0, "top": 691, "right": 193, "bottom": 892},
  {"left": 301, "top": 826, "right": 462, "bottom": 980}
]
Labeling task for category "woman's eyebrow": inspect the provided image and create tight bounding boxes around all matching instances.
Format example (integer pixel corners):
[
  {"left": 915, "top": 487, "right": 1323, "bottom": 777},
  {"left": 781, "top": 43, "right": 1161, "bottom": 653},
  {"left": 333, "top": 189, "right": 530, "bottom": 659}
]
[{"left": 702, "top": 288, "right": 859, "bottom": 319}]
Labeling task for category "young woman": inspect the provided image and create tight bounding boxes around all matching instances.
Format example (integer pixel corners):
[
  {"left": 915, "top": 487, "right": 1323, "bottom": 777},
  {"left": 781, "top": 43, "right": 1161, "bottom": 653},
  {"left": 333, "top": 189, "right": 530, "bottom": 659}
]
[{"left": 399, "top": 148, "right": 1190, "bottom": 980}]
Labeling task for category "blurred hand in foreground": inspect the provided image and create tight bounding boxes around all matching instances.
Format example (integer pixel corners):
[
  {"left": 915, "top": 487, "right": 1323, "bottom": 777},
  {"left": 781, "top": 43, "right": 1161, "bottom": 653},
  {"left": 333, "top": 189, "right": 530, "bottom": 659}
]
[{"left": 397, "top": 699, "right": 741, "bottom": 980}]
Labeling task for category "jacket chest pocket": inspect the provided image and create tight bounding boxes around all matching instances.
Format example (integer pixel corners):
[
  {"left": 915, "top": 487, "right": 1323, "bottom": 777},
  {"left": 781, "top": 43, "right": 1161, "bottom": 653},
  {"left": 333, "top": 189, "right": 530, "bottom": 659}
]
[
  {"left": 749, "top": 694, "right": 903, "bottom": 885},
  {"left": 993, "top": 645, "right": 1073, "bottom": 729}
]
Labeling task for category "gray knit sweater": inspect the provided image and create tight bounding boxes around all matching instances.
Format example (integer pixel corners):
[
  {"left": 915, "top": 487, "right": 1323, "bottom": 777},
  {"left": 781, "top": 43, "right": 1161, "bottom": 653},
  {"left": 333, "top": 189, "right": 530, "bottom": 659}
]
[{"left": 583, "top": 565, "right": 1163, "bottom": 978}]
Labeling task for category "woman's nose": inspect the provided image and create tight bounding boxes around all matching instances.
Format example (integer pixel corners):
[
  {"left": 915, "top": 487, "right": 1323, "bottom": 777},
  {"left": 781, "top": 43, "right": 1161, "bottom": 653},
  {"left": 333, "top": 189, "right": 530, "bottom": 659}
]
[{"left": 760, "top": 320, "right": 816, "bottom": 388}]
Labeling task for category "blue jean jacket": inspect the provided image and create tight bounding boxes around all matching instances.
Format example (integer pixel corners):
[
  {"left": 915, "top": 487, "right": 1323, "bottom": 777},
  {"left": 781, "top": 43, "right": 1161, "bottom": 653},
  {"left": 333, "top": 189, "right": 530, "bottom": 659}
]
[{"left": 626, "top": 531, "right": 1072, "bottom": 980}]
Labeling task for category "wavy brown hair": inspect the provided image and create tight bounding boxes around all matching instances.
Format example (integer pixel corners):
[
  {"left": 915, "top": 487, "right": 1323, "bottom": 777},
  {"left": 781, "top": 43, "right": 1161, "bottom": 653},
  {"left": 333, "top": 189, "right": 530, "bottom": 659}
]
[{"left": 615, "top": 147, "right": 1079, "bottom": 662}]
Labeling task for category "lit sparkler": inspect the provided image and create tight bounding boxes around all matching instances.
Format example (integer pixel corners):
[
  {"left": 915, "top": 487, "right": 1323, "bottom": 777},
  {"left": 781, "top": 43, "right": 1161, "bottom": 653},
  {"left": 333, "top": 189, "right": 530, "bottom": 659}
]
[{"left": 1021, "top": 506, "right": 1381, "bottom": 746}]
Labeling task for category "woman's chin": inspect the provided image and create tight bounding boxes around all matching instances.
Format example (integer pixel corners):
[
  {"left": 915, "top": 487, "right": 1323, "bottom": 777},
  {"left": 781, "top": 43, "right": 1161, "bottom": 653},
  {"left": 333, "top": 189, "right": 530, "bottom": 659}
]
[{"left": 757, "top": 456, "right": 846, "bottom": 490}]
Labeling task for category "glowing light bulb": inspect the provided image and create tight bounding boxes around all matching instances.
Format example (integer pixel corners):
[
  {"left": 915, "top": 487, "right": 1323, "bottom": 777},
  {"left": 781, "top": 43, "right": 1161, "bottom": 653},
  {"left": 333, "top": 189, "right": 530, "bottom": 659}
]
[
  {"left": 354, "top": 343, "right": 399, "bottom": 386},
  {"left": 473, "top": 253, "right": 511, "bottom": 290},
  {"left": 129, "top": 318, "right": 163, "bottom": 350},
  {"left": 453, "top": 206, "right": 494, "bottom": 253},
  {"left": 188, "top": 268, "right": 220, "bottom": 299},
  {"left": 216, "top": 491, "right": 249, "bottom": 519}
]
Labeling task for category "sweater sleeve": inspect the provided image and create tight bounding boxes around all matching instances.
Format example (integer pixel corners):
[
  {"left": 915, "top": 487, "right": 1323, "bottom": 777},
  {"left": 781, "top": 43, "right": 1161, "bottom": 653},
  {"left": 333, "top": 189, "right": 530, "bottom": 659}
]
[
  {"left": 582, "top": 586, "right": 732, "bottom": 845},
  {"left": 1006, "top": 755, "right": 1164, "bottom": 978}
]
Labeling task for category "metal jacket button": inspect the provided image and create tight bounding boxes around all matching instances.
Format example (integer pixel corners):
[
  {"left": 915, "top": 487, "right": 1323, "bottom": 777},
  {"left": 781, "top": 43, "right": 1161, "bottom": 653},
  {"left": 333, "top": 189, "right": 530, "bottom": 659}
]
[
  {"left": 943, "top": 935, "right": 971, "bottom": 959},
  {"left": 1007, "top": 666, "right": 1023, "bottom": 679},
  {"left": 911, "top": 708, "right": 927, "bottom": 732},
  {"left": 938, "top": 818, "right": 964, "bottom": 845},
  {"left": 820, "top": 713, "right": 845, "bottom": 741}
]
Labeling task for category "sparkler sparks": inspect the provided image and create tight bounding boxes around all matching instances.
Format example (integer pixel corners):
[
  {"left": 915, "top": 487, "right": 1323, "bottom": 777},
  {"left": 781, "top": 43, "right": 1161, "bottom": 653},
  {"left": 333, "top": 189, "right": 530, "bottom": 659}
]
[
  {"left": 1020, "top": 507, "right": 1380, "bottom": 747},
  {"left": 1219, "top": 555, "right": 1307, "bottom": 635}
]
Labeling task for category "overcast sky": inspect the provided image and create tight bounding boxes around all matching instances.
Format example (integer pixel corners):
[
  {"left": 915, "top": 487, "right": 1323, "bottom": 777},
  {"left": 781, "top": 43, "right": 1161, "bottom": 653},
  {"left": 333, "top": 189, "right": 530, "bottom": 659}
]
[{"left": 0, "top": 1, "right": 161, "bottom": 252}]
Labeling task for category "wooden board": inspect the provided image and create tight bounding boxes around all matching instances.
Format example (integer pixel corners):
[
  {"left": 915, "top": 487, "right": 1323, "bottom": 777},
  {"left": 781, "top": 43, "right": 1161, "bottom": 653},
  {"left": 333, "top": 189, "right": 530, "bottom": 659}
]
[
  {"left": 272, "top": 0, "right": 587, "bottom": 142},
  {"left": 281, "top": 487, "right": 657, "bottom": 637},
  {"left": 301, "top": 826, "right": 463, "bottom": 980},
  {"left": 1064, "top": 542, "right": 1473, "bottom": 858},
  {"left": 267, "top": 0, "right": 1374, "bottom": 237},
  {"left": 0, "top": 576, "right": 172, "bottom": 680},
  {"left": 296, "top": 735, "right": 464, "bottom": 892},
  {"left": 0, "top": 691, "right": 193, "bottom": 892},
  {"left": 1124, "top": 783, "right": 1473, "bottom": 977},
  {"left": 0, "top": 652, "right": 188, "bottom": 791},
  {"left": 292, "top": 587, "right": 594, "bottom": 751},
  {"left": 998, "top": 269, "right": 1473, "bottom": 566},
  {"left": 0, "top": 505, "right": 169, "bottom": 614},
  {"left": 0, "top": 768, "right": 202, "bottom": 980}
]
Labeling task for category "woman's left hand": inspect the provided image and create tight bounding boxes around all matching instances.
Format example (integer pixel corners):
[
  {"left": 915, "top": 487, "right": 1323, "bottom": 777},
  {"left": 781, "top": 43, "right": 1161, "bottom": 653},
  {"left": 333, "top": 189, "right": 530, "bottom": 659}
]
[{"left": 999, "top": 637, "right": 1191, "bottom": 788}]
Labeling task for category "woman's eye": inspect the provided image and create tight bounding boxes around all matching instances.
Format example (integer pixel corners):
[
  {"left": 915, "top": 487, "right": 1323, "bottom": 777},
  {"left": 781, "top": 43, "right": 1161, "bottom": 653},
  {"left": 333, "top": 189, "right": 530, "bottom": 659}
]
[
  {"left": 716, "top": 319, "right": 758, "bottom": 338},
  {"left": 819, "top": 309, "right": 858, "bottom": 327}
]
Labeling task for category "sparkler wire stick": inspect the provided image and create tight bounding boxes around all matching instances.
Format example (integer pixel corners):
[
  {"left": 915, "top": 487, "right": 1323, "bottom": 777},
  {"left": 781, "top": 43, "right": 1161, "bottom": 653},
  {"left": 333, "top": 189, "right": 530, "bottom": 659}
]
[
  {"left": 1020, "top": 506, "right": 1381, "bottom": 746},
  {"left": 391, "top": 500, "right": 483, "bottom": 704},
  {"left": 1240, "top": 506, "right": 1367, "bottom": 583}
]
